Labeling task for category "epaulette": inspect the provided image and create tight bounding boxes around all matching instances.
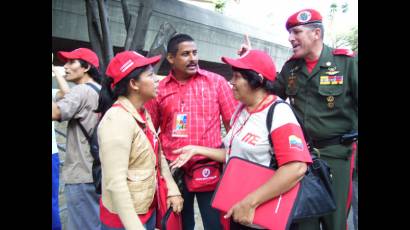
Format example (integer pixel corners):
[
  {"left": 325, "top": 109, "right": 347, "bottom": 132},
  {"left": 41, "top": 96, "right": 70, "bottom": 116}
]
[{"left": 332, "top": 48, "right": 355, "bottom": 57}]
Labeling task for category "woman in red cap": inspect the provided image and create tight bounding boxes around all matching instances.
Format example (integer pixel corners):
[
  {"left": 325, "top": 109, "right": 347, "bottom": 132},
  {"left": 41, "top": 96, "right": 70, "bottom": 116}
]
[
  {"left": 170, "top": 49, "right": 313, "bottom": 229},
  {"left": 96, "top": 51, "right": 183, "bottom": 230}
]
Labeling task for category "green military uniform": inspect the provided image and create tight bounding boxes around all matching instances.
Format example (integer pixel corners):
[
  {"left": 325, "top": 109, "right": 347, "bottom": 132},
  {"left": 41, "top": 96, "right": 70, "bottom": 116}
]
[{"left": 274, "top": 44, "right": 358, "bottom": 230}]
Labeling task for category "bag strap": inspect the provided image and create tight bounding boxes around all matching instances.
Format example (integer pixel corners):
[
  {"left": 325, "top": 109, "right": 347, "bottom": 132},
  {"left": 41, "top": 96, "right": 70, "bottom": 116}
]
[
  {"left": 266, "top": 100, "right": 315, "bottom": 169},
  {"left": 76, "top": 82, "right": 101, "bottom": 143},
  {"left": 85, "top": 82, "right": 100, "bottom": 94},
  {"left": 77, "top": 121, "right": 92, "bottom": 142}
]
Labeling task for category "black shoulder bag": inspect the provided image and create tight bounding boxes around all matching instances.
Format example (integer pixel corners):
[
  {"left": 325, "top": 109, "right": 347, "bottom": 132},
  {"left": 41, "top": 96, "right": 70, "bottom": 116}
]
[{"left": 266, "top": 100, "right": 336, "bottom": 222}]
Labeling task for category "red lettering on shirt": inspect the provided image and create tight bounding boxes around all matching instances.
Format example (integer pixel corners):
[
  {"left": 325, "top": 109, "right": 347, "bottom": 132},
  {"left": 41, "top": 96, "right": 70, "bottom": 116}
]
[{"left": 242, "top": 133, "right": 261, "bottom": 146}]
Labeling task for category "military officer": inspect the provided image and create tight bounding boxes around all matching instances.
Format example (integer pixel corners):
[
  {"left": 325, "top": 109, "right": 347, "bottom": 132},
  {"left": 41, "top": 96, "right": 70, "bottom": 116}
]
[{"left": 238, "top": 8, "right": 358, "bottom": 230}]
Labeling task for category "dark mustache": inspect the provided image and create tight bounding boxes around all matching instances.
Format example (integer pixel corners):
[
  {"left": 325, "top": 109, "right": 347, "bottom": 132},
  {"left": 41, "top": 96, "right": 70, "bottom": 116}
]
[{"left": 186, "top": 62, "right": 197, "bottom": 67}]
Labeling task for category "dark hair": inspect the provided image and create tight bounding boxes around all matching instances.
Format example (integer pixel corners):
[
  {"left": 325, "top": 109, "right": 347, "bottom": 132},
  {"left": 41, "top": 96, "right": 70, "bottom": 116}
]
[
  {"left": 95, "top": 65, "right": 149, "bottom": 116},
  {"left": 232, "top": 67, "right": 275, "bottom": 94},
  {"left": 78, "top": 59, "right": 101, "bottom": 84},
  {"left": 167, "top": 34, "right": 194, "bottom": 56}
]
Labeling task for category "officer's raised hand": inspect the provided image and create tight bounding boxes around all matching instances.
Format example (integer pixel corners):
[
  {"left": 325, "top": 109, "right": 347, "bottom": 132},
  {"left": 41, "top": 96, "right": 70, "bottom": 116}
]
[{"left": 237, "top": 34, "right": 252, "bottom": 56}]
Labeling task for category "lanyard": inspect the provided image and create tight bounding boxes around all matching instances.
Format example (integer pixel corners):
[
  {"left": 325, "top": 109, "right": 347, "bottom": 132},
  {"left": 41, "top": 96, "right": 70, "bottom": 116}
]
[
  {"left": 227, "top": 95, "right": 270, "bottom": 155},
  {"left": 175, "top": 77, "right": 191, "bottom": 113}
]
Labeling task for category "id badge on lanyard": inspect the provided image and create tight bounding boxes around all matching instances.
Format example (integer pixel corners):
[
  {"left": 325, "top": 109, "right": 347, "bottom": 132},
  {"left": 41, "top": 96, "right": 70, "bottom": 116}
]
[
  {"left": 172, "top": 112, "right": 189, "bottom": 137},
  {"left": 171, "top": 83, "right": 190, "bottom": 138}
]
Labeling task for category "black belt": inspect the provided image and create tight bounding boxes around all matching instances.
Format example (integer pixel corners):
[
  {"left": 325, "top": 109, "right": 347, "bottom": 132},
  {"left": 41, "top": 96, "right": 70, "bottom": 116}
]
[
  {"left": 312, "top": 132, "right": 358, "bottom": 149},
  {"left": 311, "top": 136, "right": 341, "bottom": 149}
]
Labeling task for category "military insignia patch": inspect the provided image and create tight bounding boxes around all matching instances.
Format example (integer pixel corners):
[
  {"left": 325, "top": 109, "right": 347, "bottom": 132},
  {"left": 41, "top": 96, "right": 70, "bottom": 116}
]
[
  {"left": 326, "top": 70, "right": 340, "bottom": 75},
  {"left": 320, "top": 76, "right": 330, "bottom": 85},
  {"left": 326, "top": 67, "right": 339, "bottom": 75},
  {"left": 320, "top": 76, "right": 343, "bottom": 85},
  {"left": 297, "top": 11, "right": 312, "bottom": 23},
  {"left": 326, "top": 96, "right": 335, "bottom": 102}
]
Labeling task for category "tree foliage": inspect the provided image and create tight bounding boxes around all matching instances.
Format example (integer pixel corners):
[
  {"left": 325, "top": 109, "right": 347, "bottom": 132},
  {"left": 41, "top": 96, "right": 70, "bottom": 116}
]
[
  {"left": 85, "top": 0, "right": 155, "bottom": 72},
  {"left": 213, "top": 0, "right": 226, "bottom": 13},
  {"left": 335, "top": 26, "right": 358, "bottom": 52},
  {"left": 85, "top": 0, "right": 114, "bottom": 73}
]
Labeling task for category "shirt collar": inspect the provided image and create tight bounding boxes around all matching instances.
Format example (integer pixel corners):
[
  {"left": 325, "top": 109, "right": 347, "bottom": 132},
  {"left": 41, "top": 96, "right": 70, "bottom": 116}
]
[
  {"left": 115, "top": 96, "right": 156, "bottom": 133},
  {"left": 318, "top": 45, "right": 334, "bottom": 68}
]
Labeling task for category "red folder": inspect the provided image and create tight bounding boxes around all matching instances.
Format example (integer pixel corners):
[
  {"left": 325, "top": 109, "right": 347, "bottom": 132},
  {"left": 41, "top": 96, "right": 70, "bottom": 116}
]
[{"left": 211, "top": 157, "right": 300, "bottom": 230}]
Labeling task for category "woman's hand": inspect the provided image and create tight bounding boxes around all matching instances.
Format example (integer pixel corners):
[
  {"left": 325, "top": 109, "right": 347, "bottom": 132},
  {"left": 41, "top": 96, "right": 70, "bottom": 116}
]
[
  {"left": 167, "top": 195, "right": 184, "bottom": 214},
  {"left": 169, "top": 145, "right": 199, "bottom": 169},
  {"left": 224, "top": 196, "right": 256, "bottom": 226}
]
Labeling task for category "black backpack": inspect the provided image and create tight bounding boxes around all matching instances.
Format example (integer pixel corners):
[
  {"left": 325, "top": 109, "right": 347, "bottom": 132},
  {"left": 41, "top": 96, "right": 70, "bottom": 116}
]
[{"left": 77, "top": 83, "right": 102, "bottom": 194}]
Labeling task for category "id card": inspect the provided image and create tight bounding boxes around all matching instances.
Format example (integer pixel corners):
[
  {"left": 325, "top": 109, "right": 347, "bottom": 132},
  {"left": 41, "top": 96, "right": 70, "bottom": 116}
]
[{"left": 172, "top": 113, "right": 189, "bottom": 137}]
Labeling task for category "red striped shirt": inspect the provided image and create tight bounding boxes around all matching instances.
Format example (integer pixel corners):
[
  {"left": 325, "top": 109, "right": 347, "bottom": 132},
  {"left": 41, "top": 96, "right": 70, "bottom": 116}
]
[{"left": 146, "top": 68, "right": 238, "bottom": 167}]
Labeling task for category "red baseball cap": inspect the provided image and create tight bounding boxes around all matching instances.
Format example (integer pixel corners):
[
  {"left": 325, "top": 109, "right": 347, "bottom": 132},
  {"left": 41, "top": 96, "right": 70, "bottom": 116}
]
[
  {"left": 57, "top": 48, "right": 99, "bottom": 68},
  {"left": 221, "top": 49, "right": 276, "bottom": 81},
  {"left": 106, "top": 51, "right": 161, "bottom": 88},
  {"left": 286, "top": 9, "right": 322, "bottom": 31}
]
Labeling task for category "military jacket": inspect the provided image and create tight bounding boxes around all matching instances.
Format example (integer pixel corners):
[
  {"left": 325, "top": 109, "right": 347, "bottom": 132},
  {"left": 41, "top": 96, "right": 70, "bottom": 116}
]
[{"left": 273, "top": 45, "right": 358, "bottom": 142}]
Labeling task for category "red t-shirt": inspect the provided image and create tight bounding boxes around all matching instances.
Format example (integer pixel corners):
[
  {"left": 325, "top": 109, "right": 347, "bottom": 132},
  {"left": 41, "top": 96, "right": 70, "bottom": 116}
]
[
  {"left": 305, "top": 58, "right": 319, "bottom": 73},
  {"left": 100, "top": 107, "right": 158, "bottom": 227}
]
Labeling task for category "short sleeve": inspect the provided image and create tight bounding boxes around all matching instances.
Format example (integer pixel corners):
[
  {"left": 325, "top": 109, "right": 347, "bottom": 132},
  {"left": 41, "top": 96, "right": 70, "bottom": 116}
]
[
  {"left": 56, "top": 85, "right": 91, "bottom": 122},
  {"left": 269, "top": 103, "right": 312, "bottom": 167}
]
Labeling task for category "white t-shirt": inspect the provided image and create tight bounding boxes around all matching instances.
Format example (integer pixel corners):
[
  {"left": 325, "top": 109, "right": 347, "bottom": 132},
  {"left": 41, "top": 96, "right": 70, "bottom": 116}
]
[
  {"left": 223, "top": 97, "right": 311, "bottom": 168},
  {"left": 222, "top": 96, "right": 312, "bottom": 229}
]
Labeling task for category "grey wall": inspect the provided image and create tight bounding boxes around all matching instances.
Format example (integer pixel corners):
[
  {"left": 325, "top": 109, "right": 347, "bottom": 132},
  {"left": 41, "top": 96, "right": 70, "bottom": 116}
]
[{"left": 52, "top": 0, "right": 291, "bottom": 69}]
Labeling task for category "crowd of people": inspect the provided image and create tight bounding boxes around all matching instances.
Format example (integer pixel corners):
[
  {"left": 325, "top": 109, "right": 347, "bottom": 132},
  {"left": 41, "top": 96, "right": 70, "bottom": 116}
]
[{"left": 52, "top": 8, "right": 357, "bottom": 230}]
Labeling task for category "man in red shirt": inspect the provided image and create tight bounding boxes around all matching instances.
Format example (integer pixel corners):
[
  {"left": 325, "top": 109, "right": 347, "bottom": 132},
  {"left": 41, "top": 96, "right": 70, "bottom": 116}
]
[{"left": 146, "top": 34, "right": 238, "bottom": 230}]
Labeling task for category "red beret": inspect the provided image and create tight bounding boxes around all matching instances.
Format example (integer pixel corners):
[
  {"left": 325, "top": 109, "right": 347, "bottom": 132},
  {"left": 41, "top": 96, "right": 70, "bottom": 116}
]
[
  {"left": 221, "top": 49, "right": 276, "bottom": 81},
  {"left": 106, "top": 51, "right": 161, "bottom": 89},
  {"left": 58, "top": 48, "right": 99, "bottom": 68},
  {"left": 286, "top": 9, "right": 322, "bottom": 31}
]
